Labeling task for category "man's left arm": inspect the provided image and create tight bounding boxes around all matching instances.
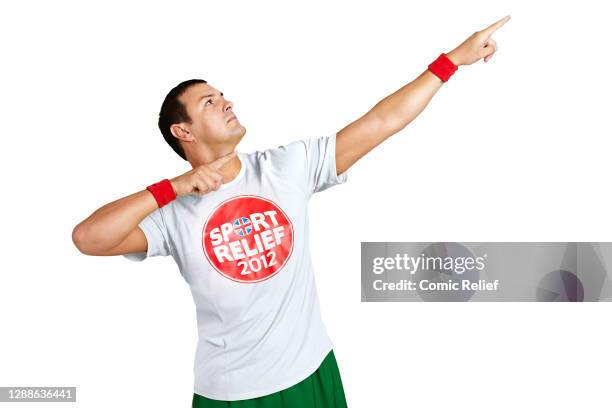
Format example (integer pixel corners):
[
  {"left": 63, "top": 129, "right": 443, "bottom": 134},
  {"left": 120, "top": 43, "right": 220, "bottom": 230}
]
[{"left": 335, "top": 15, "right": 511, "bottom": 175}]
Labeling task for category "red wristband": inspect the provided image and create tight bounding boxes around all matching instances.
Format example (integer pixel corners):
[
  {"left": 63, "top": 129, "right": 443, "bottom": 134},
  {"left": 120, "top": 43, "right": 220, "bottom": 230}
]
[
  {"left": 146, "top": 179, "right": 177, "bottom": 208},
  {"left": 428, "top": 53, "right": 458, "bottom": 82}
]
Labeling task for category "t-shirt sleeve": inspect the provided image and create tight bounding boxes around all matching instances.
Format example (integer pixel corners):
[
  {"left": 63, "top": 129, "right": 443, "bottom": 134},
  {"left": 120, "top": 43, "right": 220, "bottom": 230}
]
[
  {"left": 272, "top": 133, "right": 348, "bottom": 197},
  {"left": 122, "top": 207, "right": 172, "bottom": 262}
]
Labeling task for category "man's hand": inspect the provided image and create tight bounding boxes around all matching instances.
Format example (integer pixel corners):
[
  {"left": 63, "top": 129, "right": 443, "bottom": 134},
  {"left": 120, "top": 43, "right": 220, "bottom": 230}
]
[
  {"left": 447, "top": 15, "right": 511, "bottom": 66},
  {"left": 170, "top": 151, "right": 237, "bottom": 196}
]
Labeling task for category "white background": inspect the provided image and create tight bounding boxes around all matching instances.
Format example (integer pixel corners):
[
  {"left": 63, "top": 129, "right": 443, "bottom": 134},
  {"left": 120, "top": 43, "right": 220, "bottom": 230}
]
[{"left": 1, "top": 1, "right": 611, "bottom": 407}]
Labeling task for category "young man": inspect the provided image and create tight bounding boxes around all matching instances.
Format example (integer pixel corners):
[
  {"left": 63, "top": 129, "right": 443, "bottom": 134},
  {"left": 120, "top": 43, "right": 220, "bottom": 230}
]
[{"left": 72, "top": 16, "right": 509, "bottom": 407}]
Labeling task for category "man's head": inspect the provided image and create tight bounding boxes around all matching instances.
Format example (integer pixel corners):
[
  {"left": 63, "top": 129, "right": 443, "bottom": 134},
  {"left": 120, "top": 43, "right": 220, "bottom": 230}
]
[{"left": 158, "top": 79, "right": 246, "bottom": 162}]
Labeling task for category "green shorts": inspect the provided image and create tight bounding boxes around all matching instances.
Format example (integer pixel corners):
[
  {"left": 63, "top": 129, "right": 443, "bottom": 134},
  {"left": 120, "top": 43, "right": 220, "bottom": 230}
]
[{"left": 192, "top": 349, "right": 348, "bottom": 407}]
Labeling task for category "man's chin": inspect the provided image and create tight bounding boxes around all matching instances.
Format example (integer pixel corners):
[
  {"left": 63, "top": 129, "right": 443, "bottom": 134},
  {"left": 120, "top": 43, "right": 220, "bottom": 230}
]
[
  {"left": 233, "top": 125, "right": 246, "bottom": 139},
  {"left": 228, "top": 126, "right": 246, "bottom": 145}
]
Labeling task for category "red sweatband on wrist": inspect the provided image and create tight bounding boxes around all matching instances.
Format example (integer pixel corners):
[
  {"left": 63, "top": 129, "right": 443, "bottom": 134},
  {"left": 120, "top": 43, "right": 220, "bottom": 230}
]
[
  {"left": 428, "top": 53, "right": 458, "bottom": 82},
  {"left": 146, "top": 179, "right": 177, "bottom": 208}
]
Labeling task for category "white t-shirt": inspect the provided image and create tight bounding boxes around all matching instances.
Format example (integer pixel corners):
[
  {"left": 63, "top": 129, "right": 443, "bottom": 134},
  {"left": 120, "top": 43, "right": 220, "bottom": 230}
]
[{"left": 124, "top": 133, "right": 348, "bottom": 401}]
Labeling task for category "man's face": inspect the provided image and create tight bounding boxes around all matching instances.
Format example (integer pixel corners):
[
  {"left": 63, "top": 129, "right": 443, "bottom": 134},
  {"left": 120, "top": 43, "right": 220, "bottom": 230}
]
[{"left": 178, "top": 82, "right": 246, "bottom": 146}]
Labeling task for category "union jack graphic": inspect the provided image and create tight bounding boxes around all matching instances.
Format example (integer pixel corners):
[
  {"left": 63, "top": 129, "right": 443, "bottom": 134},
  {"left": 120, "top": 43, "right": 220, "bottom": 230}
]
[{"left": 233, "top": 217, "right": 253, "bottom": 237}]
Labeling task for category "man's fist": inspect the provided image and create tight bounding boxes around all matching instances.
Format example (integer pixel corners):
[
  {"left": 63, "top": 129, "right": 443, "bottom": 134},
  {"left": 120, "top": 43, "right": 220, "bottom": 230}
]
[
  {"left": 170, "top": 151, "right": 238, "bottom": 196},
  {"left": 447, "top": 15, "right": 511, "bottom": 66}
]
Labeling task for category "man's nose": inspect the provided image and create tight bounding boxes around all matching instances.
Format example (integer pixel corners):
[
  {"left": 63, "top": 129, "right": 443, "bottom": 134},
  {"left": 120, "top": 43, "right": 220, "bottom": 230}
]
[{"left": 224, "top": 100, "right": 233, "bottom": 112}]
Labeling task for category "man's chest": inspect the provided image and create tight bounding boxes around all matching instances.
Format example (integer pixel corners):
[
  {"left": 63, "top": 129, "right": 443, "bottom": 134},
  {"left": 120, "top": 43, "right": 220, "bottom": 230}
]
[{"left": 170, "top": 191, "right": 307, "bottom": 285}]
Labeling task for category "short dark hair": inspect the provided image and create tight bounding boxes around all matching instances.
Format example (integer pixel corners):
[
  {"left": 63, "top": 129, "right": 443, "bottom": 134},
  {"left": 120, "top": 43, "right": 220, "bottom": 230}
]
[{"left": 158, "top": 79, "right": 207, "bottom": 161}]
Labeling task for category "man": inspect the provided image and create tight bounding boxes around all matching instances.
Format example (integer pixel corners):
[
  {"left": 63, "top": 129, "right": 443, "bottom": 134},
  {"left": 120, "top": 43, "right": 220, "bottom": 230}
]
[{"left": 72, "top": 15, "right": 510, "bottom": 407}]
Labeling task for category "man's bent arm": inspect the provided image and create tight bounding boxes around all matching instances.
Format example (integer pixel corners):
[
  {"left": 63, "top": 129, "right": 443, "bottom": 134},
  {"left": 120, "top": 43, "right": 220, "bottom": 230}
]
[
  {"left": 72, "top": 151, "right": 238, "bottom": 256},
  {"left": 72, "top": 190, "right": 160, "bottom": 256}
]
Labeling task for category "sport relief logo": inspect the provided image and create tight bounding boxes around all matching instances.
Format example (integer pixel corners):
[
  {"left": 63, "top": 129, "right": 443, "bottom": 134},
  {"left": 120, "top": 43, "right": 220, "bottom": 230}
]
[{"left": 202, "top": 195, "right": 294, "bottom": 283}]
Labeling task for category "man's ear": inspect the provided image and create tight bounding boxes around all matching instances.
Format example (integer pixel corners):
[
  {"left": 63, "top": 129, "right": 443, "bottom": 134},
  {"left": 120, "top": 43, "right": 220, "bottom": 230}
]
[{"left": 170, "top": 123, "right": 193, "bottom": 142}]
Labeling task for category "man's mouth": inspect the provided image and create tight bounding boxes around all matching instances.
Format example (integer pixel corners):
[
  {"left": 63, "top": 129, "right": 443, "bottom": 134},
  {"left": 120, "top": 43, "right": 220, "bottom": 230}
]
[{"left": 227, "top": 115, "right": 237, "bottom": 123}]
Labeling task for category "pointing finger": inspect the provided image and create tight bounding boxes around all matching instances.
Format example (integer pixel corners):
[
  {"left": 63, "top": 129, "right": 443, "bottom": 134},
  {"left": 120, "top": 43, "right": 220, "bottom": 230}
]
[
  {"left": 481, "top": 15, "right": 511, "bottom": 38},
  {"left": 200, "top": 173, "right": 218, "bottom": 192},
  {"left": 208, "top": 151, "right": 237, "bottom": 170},
  {"left": 207, "top": 171, "right": 222, "bottom": 182}
]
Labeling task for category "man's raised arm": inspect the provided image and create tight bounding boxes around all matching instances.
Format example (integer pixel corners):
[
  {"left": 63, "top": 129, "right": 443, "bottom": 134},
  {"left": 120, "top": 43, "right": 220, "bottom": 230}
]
[{"left": 335, "top": 15, "right": 510, "bottom": 175}]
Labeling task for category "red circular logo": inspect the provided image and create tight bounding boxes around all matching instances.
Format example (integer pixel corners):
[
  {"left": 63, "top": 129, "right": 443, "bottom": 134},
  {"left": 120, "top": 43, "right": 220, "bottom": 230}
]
[{"left": 202, "top": 195, "right": 294, "bottom": 283}]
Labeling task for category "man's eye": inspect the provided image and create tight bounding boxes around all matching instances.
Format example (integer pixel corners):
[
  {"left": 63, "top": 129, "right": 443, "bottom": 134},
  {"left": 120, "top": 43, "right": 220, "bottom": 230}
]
[{"left": 205, "top": 99, "right": 213, "bottom": 106}]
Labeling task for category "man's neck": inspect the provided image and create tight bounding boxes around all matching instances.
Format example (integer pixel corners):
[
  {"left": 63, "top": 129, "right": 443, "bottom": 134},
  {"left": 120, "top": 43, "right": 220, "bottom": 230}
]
[{"left": 187, "top": 148, "right": 242, "bottom": 184}]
